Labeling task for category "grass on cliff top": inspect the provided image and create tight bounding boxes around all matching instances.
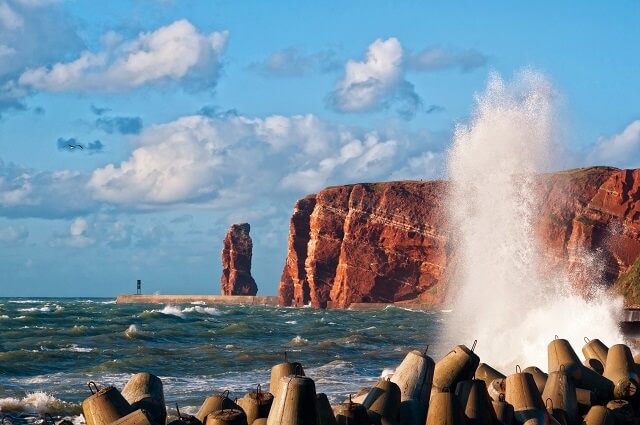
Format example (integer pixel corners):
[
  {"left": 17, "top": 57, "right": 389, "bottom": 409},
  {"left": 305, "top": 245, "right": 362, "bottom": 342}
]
[{"left": 616, "top": 256, "right": 640, "bottom": 305}]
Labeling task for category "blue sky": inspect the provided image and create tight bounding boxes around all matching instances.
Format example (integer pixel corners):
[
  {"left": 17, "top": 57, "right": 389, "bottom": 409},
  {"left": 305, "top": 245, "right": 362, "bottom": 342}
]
[{"left": 1, "top": 0, "right": 639, "bottom": 296}]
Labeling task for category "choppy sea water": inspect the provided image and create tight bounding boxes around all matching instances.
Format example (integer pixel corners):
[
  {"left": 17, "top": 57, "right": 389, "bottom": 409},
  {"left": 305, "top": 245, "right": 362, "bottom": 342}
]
[{"left": 0, "top": 298, "right": 451, "bottom": 423}]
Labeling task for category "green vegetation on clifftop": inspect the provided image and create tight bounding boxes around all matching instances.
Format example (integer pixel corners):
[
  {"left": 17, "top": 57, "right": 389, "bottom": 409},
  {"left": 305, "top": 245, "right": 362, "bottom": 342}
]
[{"left": 616, "top": 257, "right": 640, "bottom": 305}]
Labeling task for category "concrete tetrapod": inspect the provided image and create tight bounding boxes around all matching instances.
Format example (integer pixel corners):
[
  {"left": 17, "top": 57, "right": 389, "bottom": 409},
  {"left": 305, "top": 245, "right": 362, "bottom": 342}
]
[
  {"left": 575, "top": 389, "right": 595, "bottom": 416},
  {"left": 266, "top": 376, "right": 318, "bottom": 425},
  {"left": 109, "top": 409, "right": 154, "bottom": 425},
  {"left": 605, "top": 399, "right": 634, "bottom": 425},
  {"left": 488, "top": 379, "right": 506, "bottom": 402},
  {"left": 582, "top": 360, "right": 604, "bottom": 376},
  {"left": 455, "top": 379, "right": 497, "bottom": 425},
  {"left": 121, "top": 373, "right": 166, "bottom": 425},
  {"left": 492, "top": 398, "right": 514, "bottom": 425},
  {"left": 425, "top": 391, "right": 466, "bottom": 425},
  {"left": 541, "top": 370, "right": 578, "bottom": 425},
  {"left": 581, "top": 339, "right": 608, "bottom": 372},
  {"left": 206, "top": 410, "right": 248, "bottom": 425},
  {"left": 81, "top": 383, "right": 132, "bottom": 425},
  {"left": 269, "top": 353, "right": 305, "bottom": 400},
  {"left": 362, "top": 379, "right": 401, "bottom": 425},
  {"left": 602, "top": 344, "right": 638, "bottom": 401},
  {"left": 432, "top": 343, "right": 480, "bottom": 397},
  {"left": 522, "top": 368, "right": 547, "bottom": 395},
  {"left": 505, "top": 371, "right": 547, "bottom": 425},
  {"left": 252, "top": 421, "right": 267, "bottom": 425},
  {"left": 237, "top": 387, "right": 273, "bottom": 425},
  {"left": 581, "top": 406, "right": 614, "bottom": 425},
  {"left": 316, "top": 394, "right": 337, "bottom": 425},
  {"left": 476, "top": 364, "right": 506, "bottom": 388},
  {"left": 333, "top": 399, "right": 369, "bottom": 425},
  {"left": 547, "top": 339, "right": 613, "bottom": 402},
  {"left": 196, "top": 392, "right": 240, "bottom": 423},
  {"left": 390, "top": 349, "right": 434, "bottom": 425}
]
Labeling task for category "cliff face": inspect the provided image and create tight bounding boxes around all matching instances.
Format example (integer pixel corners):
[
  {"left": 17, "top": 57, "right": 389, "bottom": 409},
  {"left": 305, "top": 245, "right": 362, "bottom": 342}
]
[
  {"left": 278, "top": 167, "right": 640, "bottom": 308},
  {"left": 221, "top": 223, "right": 258, "bottom": 296}
]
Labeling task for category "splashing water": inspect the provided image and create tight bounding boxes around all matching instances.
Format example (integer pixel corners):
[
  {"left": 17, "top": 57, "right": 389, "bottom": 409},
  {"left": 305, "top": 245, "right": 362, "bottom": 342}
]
[{"left": 446, "top": 70, "right": 624, "bottom": 371}]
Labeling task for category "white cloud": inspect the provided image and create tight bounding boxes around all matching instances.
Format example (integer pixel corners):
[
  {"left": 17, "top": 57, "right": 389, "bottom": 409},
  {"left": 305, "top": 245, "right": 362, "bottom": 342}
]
[
  {"left": 0, "top": 223, "right": 28, "bottom": 245},
  {"left": 330, "top": 38, "right": 409, "bottom": 113},
  {"left": 588, "top": 120, "right": 640, "bottom": 169},
  {"left": 0, "top": 2, "right": 24, "bottom": 29},
  {"left": 2, "top": 113, "right": 445, "bottom": 218},
  {"left": 50, "top": 217, "right": 95, "bottom": 248},
  {"left": 88, "top": 112, "right": 440, "bottom": 205},
  {"left": 0, "top": 159, "right": 96, "bottom": 218},
  {"left": 280, "top": 132, "right": 397, "bottom": 192},
  {"left": 18, "top": 19, "right": 228, "bottom": 92},
  {"left": 389, "top": 151, "right": 445, "bottom": 181}
]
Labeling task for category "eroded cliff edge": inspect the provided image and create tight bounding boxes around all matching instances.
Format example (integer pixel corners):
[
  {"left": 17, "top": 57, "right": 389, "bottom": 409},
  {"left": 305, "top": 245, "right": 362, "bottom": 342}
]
[{"left": 278, "top": 166, "right": 640, "bottom": 308}]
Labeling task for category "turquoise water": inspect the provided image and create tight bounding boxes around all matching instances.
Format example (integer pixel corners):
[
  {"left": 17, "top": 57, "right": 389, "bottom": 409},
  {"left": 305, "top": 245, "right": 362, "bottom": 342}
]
[{"left": 0, "top": 298, "right": 449, "bottom": 422}]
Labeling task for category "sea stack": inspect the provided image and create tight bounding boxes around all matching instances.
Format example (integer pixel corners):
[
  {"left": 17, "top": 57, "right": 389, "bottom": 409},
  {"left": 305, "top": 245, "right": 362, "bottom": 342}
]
[{"left": 221, "top": 223, "right": 258, "bottom": 296}]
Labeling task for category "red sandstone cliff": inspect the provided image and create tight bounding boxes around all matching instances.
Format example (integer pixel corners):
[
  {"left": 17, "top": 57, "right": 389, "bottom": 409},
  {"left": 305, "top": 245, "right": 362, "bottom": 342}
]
[
  {"left": 221, "top": 223, "right": 258, "bottom": 296},
  {"left": 278, "top": 167, "right": 640, "bottom": 308}
]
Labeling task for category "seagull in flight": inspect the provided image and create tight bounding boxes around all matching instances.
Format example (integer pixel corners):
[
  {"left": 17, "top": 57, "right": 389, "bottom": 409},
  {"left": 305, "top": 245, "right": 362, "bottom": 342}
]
[{"left": 67, "top": 143, "right": 84, "bottom": 150}]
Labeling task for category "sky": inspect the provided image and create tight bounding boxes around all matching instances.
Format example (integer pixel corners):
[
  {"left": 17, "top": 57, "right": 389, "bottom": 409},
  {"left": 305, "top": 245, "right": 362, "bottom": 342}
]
[{"left": 0, "top": 0, "right": 639, "bottom": 297}]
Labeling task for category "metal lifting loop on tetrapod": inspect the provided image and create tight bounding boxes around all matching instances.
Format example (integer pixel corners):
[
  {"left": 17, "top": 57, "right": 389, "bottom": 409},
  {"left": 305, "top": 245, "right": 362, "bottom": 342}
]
[
  {"left": 516, "top": 365, "right": 521, "bottom": 374},
  {"left": 88, "top": 381, "right": 99, "bottom": 395},
  {"left": 584, "top": 337, "right": 590, "bottom": 344},
  {"left": 545, "top": 398, "right": 554, "bottom": 410},
  {"left": 471, "top": 339, "right": 478, "bottom": 352}
]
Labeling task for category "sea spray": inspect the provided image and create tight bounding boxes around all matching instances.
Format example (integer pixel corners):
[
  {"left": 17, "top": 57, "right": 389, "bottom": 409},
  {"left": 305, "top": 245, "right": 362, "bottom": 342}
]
[{"left": 446, "top": 70, "right": 624, "bottom": 370}]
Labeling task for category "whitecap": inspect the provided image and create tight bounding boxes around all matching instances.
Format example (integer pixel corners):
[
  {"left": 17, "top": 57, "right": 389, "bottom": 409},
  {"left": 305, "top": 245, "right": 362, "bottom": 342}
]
[
  {"left": 379, "top": 367, "right": 395, "bottom": 379},
  {"left": 0, "top": 391, "right": 79, "bottom": 415},
  {"left": 285, "top": 320, "right": 297, "bottom": 325},
  {"left": 289, "top": 336, "right": 309, "bottom": 346},
  {"left": 125, "top": 324, "right": 139, "bottom": 338}
]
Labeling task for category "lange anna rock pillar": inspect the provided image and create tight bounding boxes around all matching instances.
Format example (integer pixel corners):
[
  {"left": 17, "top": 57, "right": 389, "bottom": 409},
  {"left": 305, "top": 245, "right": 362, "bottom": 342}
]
[{"left": 221, "top": 223, "right": 258, "bottom": 296}]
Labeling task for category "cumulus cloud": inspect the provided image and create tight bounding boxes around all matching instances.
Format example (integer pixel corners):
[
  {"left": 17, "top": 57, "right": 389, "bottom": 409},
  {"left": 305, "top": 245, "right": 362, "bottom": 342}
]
[
  {"left": 49, "top": 217, "right": 96, "bottom": 248},
  {"left": 88, "top": 112, "right": 443, "bottom": 205},
  {"left": 250, "top": 48, "right": 340, "bottom": 77},
  {"left": 0, "top": 0, "right": 83, "bottom": 113},
  {"left": 280, "top": 132, "right": 398, "bottom": 192},
  {"left": 96, "top": 116, "right": 143, "bottom": 134},
  {"left": 407, "top": 47, "right": 488, "bottom": 72},
  {"left": 0, "top": 223, "right": 28, "bottom": 245},
  {"left": 329, "top": 38, "right": 488, "bottom": 119},
  {"left": 0, "top": 159, "right": 96, "bottom": 218},
  {"left": 587, "top": 120, "right": 640, "bottom": 169},
  {"left": 18, "top": 19, "right": 228, "bottom": 92},
  {"left": 2, "top": 112, "right": 446, "bottom": 218},
  {"left": 329, "top": 38, "right": 415, "bottom": 114}
]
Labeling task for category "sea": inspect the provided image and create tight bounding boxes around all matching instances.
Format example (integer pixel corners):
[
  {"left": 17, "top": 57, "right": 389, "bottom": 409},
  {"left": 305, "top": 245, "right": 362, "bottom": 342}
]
[{"left": 0, "top": 298, "right": 451, "bottom": 424}]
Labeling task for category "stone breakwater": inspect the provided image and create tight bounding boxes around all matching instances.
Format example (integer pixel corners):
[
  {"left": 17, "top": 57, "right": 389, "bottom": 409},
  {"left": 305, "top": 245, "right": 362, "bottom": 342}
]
[
  {"left": 42, "top": 336, "right": 640, "bottom": 425},
  {"left": 278, "top": 167, "right": 640, "bottom": 308}
]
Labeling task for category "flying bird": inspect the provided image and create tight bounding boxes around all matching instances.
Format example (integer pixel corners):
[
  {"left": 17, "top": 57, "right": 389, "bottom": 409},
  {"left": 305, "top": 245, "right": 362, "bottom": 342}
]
[{"left": 67, "top": 143, "right": 84, "bottom": 150}]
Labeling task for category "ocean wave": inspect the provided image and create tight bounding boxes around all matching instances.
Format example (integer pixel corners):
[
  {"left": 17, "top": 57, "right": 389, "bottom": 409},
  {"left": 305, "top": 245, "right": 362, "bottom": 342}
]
[
  {"left": 0, "top": 315, "right": 9, "bottom": 319},
  {"left": 59, "top": 345, "right": 93, "bottom": 353},
  {"left": 124, "top": 324, "right": 140, "bottom": 338},
  {"left": 0, "top": 392, "right": 80, "bottom": 416},
  {"left": 141, "top": 305, "right": 222, "bottom": 319},
  {"left": 8, "top": 300, "right": 43, "bottom": 304},
  {"left": 18, "top": 306, "right": 51, "bottom": 313},
  {"left": 182, "top": 306, "right": 222, "bottom": 316},
  {"left": 288, "top": 336, "right": 309, "bottom": 346}
]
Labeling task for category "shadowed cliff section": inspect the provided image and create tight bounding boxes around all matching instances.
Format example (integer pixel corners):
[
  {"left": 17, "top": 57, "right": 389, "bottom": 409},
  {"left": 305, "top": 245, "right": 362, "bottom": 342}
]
[{"left": 278, "top": 166, "right": 640, "bottom": 308}]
